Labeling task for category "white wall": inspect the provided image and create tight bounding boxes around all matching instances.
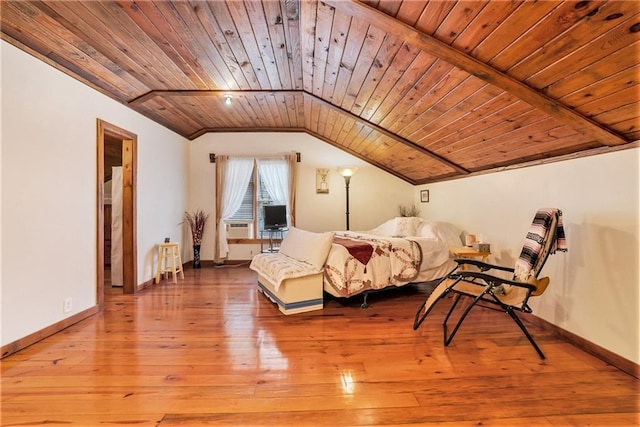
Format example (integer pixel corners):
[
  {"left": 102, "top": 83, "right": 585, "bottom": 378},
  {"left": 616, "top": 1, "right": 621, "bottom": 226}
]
[
  {"left": 1, "top": 41, "right": 190, "bottom": 346},
  {"left": 189, "top": 132, "right": 415, "bottom": 260},
  {"left": 418, "top": 148, "right": 640, "bottom": 364}
]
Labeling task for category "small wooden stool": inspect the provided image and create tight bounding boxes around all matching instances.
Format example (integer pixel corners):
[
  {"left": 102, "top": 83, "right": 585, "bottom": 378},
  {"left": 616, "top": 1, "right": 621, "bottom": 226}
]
[{"left": 155, "top": 242, "right": 184, "bottom": 284}]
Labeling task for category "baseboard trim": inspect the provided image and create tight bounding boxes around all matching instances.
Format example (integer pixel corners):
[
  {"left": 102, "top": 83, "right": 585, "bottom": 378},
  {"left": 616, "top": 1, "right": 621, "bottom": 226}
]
[
  {"left": 1, "top": 305, "right": 100, "bottom": 359},
  {"left": 184, "top": 260, "right": 250, "bottom": 268},
  {"left": 522, "top": 313, "right": 639, "bottom": 379},
  {"left": 137, "top": 277, "right": 155, "bottom": 291}
]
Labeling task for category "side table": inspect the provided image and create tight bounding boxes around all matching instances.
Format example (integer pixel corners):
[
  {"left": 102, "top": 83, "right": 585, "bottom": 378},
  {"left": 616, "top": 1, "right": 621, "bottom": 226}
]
[
  {"left": 260, "top": 228, "right": 288, "bottom": 253},
  {"left": 449, "top": 246, "right": 491, "bottom": 269}
]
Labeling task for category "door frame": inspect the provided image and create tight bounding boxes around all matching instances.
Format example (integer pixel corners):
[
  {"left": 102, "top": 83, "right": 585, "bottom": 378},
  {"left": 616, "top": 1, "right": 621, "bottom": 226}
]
[{"left": 97, "top": 119, "right": 138, "bottom": 306}]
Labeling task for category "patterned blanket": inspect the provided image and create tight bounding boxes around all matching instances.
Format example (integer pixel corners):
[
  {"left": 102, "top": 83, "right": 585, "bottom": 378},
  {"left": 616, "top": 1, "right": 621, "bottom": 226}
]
[
  {"left": 324, "top": 232, "right": 423, "bottom": 297},
  {"left": 333, "top": 236, "right": 374, "bottom": 269},
  {"left": 514, "top": 208, "right": 567, "bottom": 281}
]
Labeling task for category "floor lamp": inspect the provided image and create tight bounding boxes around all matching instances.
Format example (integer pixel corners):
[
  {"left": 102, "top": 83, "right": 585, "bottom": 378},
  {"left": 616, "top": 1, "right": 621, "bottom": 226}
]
[{"left": 339, "top": 168, "right": 356, "bottom": 230}]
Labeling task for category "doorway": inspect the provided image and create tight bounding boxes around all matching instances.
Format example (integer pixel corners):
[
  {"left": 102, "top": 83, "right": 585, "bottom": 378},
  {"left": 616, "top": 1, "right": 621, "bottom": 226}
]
[{"left": 97, "top": 119, "right": 137, "bottom": 308}]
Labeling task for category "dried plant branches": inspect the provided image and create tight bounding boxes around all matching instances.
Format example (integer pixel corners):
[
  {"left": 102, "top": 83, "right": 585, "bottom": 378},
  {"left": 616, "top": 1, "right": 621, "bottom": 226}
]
[{"left": 182, "top": 210, "right": 209, "bottom": 246}]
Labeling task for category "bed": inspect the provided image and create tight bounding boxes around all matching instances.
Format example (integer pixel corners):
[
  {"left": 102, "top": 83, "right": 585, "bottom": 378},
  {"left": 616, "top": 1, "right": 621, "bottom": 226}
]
[
  {"left": 323, "top": 217, "right": 464, "bottom": 304},
  {"left": 249, "top": 218, "right": 464, "bottom": 313}
]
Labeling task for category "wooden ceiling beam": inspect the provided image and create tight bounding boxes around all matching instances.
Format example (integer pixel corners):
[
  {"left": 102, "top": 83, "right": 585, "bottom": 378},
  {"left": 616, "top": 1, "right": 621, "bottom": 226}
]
[
  {"left": 130, "top": 90, "right": 468, "bottom": 175},
  {"left": 326, "top": 0, "right": 628, "bottom": 147},
  {"left": 416, "top": 140, "right": 640, "bottom": 185},
  {"left": 304, "top": 129, "right": 418, "bottom": 185},
  {"left": 190, "top": 127, "right": 305, "bottom": 140},
  {"left": 128, "top": 89, "right": 302, "bottom": 105},
  {"left": 304, "top": 93, "right": 469, "bottom": 175}
]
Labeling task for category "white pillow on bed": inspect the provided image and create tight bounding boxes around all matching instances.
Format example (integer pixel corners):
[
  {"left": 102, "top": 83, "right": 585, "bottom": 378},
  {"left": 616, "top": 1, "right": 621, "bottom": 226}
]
[
  {"left": 368, "top": 218, "right": 397, "bottom": 235},
  {"left": 417, "top": 221, "right": 464, "bottom": 246},
  {"left": 393, "top": 216, "right": 423, "bottom": 237},
  {"left": 369, "top": 216, "right": 423, "bottom": 237},
  {"left": 279, "top": 226, "right": 335, "bottom": 270}
]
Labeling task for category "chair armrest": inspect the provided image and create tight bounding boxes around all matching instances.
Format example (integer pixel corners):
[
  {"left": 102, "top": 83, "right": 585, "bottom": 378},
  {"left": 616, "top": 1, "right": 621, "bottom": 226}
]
[
  {"left": 453, "top": 258, "right": 515, "bottom": 273},
  {"left": 452, "top": 270, "right": 537, "bottom": 292}
]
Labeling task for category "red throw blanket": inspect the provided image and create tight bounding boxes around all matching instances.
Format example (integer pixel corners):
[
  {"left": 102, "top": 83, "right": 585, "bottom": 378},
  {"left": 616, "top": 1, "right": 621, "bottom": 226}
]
[{"left": 333, "top": 236, "right": 374, "bottom": 267}]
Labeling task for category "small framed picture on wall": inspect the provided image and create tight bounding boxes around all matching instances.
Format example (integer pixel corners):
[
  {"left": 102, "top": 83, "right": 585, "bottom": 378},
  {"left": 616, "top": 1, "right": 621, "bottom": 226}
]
[
  {"left": 316, "top": 168, "right": 329, "bottom": 194},
  {"left": 420, "top": 189, "right": 429, "bottom": 203}
]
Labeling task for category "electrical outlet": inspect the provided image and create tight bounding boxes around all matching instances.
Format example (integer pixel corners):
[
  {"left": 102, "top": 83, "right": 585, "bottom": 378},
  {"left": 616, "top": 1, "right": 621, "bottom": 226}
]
[{"left": 63, "top": 297, "right": 72, "bottom": 313}]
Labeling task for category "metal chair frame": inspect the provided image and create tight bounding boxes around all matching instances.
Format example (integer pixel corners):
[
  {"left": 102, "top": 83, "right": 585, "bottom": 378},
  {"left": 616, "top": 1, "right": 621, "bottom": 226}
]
[
  {"left": 412, "top": 209, "right": 565, "bottom": 359},
  {"left": 413, "top": 259, "right": 546, "bottom": 359}
]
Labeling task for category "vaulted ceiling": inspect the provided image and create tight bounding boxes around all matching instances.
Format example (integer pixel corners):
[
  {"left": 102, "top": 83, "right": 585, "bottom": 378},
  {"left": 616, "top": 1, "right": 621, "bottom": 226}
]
[{"left": 2, "top": 1, "right": 638, "bottom": 184}]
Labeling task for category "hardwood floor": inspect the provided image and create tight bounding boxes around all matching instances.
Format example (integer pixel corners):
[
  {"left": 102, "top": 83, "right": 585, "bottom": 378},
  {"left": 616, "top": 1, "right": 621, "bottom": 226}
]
[{"left": 2, "top": 266, "right": 638, "bottom": 426}]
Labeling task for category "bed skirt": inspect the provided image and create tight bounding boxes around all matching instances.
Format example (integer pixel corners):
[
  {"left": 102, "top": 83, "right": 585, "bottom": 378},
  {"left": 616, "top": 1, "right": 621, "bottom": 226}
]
[{"left": 257, "top": 273, "right": 324, "bottom": 315}]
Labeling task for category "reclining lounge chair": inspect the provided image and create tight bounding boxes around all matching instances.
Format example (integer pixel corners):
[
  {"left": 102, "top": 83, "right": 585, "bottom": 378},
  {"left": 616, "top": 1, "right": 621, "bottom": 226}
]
[{"left": 413, "top": 208, "right": 567, "bottom": 359}]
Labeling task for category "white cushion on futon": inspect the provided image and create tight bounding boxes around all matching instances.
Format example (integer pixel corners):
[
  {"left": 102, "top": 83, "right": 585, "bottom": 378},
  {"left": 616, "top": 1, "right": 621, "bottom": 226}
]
[{"left": 279, "top": 226, "right": 335, "bottom": 271}]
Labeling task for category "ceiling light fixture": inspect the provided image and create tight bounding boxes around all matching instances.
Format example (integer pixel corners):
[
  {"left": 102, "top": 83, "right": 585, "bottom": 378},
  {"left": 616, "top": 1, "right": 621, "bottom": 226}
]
[{"left": 224, "top": 94, "right": 232, "bottom": 106}]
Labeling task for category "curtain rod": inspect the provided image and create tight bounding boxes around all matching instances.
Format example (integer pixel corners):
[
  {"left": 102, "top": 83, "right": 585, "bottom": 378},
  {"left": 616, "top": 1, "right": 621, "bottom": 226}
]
[{"left": 209, "top": 152, "right": 301, "bottom": 163}]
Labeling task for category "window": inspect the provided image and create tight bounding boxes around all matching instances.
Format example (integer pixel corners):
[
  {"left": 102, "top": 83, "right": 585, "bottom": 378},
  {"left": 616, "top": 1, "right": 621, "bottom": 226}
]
[
  {"left": 257, "top": 178, "right": 277, "bottom": 232},
  {"left": 216, "top": 153, "right": 297, "bottom": 261},
  {"left": 227, "top": 159, "right": 290, "bottom": 239},
  {"left": 229, "top": 172, "right": 255, "bottom": 222}
]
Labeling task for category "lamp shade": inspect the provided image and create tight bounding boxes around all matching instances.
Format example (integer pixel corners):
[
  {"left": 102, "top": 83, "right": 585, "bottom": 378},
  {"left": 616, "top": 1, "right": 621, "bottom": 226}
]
[{"left": 338, "top": 167, "right": 357, "bottom": 177}]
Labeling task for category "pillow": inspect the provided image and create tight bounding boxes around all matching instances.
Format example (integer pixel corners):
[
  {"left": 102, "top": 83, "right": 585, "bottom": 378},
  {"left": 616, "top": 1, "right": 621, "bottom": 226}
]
[
  {"left": 368, "top": 218, "right": 397, "bottom": 236},
  {"left": 279, "top": 226, "right": 335, "bottom": 271},
  {"left": 393, "top": 216, "right": 422, "bottom": 237},
  {"left": 417, "top": 221, "right": 463, "bottom": 246}
]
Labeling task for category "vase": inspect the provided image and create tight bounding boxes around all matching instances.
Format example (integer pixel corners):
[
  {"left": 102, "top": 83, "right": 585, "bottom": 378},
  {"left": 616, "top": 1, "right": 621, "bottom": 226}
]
[{"left": 193, "top": 244, "right": 201, "bottom": 268}]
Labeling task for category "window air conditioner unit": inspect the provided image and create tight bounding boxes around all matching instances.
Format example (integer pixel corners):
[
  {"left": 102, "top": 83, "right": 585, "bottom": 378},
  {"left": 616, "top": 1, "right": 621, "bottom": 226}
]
[{"left": 225, "top": 222, "right": 253, "bottom": 239}]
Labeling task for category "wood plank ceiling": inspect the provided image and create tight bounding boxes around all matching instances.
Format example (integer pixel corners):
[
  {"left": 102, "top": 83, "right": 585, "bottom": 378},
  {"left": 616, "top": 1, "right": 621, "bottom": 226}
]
[{"left": 2, "top": 0, "right": 638, "bottom": 184}]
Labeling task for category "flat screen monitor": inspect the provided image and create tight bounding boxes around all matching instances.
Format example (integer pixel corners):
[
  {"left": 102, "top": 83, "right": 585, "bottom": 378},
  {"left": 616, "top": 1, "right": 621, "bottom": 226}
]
[{"left": 263, "top": 205, "right": 287, "bottom": 229}]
